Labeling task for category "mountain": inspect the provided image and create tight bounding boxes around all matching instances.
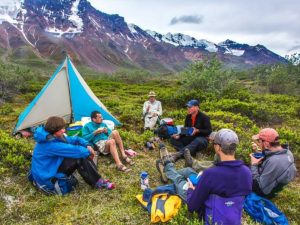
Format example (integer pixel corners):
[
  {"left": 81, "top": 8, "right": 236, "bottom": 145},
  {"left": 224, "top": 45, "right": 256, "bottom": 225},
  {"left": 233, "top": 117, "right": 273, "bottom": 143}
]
[{"left": 0, "top": 0, "right": 287, "bottom": 73}]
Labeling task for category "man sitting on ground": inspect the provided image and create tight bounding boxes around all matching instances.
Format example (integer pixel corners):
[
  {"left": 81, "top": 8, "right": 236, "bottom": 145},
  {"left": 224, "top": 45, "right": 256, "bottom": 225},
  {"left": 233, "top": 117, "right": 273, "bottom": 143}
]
[
  {"left": 250, "top": 128, "right": 297, "bottom": 197},
  {"left": 170, "top": 99, "right": 212, "bottom": 167},
  {"left": 142, "top": 91, "right": 162, "bottom": 130},
  {"left": 82, "top": 111, "right": 134, "bottom": 172},
  {"left": 29, "top": 116, "right": 115, "bottom": 195},
  {"left": 157, "top": 129, "right": 252, "bottom": 224}
]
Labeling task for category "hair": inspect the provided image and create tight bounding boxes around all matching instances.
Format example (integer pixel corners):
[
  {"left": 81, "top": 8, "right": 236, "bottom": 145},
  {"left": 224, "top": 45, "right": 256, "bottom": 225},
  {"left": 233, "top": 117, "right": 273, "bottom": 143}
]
[
  {"left": 91, "top": 110, "right": 101, "bottom": 119},
  {"left": 44, "top": 116, "right": 66, "bottom": 134},
  {"left": 270, "top": 136, "right": 281, "bottom": 147},
  {"left": 221, "top": 143, "right": 237, "bottom": 155}
]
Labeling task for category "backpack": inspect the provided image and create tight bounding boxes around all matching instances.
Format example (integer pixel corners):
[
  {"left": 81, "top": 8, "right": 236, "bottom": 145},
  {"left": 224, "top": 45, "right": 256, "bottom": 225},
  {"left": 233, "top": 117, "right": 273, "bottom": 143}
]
[
  {"left": 136, "top": 184, "right": 182, "bottom": 223},
  {"left": 205, "top": 194, "right": 245, "bottom": 225},
  {"left": 243, "top": 192, "right": 288, "bottom": 225},
  {"left": 28, "top": 171, "right": 78, "bottom": 195}
]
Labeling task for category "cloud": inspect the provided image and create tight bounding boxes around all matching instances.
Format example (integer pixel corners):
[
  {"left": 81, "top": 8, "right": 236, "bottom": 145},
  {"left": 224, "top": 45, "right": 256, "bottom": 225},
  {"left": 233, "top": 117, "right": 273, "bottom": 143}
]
[
  {"left": 169, "top": 15, "right": 203, "bottom": 25},
  {"left": 288, "top": 45, "right": 300, "bottom": 52}
]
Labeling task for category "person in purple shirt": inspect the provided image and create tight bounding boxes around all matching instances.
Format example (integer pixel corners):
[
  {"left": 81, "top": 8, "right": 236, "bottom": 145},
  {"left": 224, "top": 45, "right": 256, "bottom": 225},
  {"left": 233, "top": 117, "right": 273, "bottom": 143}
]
[{"left": 157, "top": 129, "right": 252, "bottom": 224}]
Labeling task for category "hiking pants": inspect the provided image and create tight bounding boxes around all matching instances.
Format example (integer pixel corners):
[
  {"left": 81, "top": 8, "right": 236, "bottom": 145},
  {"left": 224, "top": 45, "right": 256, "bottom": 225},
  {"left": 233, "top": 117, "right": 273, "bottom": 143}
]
[
  {"left": 164, "top": 163, "right": 197, "bottom": 200},
  {"left": 170, "top": 136, "right": 208, "bottom": 156},
  {"left": 58, "top": 158, "right": 101, "bottom": 187}
]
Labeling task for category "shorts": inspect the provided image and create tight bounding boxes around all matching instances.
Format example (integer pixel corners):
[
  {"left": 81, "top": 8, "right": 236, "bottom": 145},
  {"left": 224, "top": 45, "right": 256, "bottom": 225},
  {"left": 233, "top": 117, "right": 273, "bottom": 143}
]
[{"left": 95, "top": 140, "right": 109, "bottom": 155}]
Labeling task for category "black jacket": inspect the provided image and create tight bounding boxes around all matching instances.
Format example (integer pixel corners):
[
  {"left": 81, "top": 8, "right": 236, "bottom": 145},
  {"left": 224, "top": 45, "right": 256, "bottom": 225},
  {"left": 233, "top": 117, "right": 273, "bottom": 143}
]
[{"left": 184, "top": 111, "right": 212, "bottom": 137}]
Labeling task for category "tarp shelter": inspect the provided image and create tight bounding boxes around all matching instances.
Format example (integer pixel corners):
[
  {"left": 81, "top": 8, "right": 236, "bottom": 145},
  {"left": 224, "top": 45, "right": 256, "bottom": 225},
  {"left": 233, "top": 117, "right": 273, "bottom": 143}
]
[{"left": 14, "top": 56, "right": 121, "bottom": 134}]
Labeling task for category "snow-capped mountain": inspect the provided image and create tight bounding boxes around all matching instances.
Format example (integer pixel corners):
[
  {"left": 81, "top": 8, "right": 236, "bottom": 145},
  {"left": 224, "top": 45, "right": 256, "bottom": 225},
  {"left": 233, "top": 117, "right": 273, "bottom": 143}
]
[{"left": 0, "top": 0, "right": 287, "bottom": 72}]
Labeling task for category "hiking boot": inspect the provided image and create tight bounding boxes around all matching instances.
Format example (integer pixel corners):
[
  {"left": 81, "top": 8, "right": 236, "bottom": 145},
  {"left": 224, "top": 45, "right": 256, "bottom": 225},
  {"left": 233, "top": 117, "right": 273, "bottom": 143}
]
[
  {"left": 169, "top": 152, "right": 183, "bottom": 162},
  {"left": 184, "top": 148, "right": 193, "bottom": 168},
  {"left": 156, "top": 159, "right": 168, "bottom": 183},
  {"left": 159, "top": 143, "right": 172, "bottom": 164}
]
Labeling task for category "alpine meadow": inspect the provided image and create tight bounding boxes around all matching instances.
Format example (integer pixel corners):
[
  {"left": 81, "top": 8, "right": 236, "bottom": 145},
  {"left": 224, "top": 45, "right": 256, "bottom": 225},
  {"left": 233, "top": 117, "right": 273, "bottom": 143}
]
[{"left": 0, "top": 55, "right": 299, "bottom": 224}]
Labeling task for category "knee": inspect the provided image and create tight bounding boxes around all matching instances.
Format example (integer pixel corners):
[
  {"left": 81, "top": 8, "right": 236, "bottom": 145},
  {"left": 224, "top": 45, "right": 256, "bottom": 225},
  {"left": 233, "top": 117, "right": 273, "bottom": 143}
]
[
  {"left": 108, "top": 139, "right": 116, "bottom": 146},
  {"left": 112, "top": 130, "right": 119, "bottom": 136}
]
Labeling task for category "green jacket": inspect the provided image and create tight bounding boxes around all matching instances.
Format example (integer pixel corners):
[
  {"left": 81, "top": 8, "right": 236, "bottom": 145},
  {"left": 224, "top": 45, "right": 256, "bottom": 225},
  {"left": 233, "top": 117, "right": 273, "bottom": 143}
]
[{"left": 82, "top": 121, "right": 112, "bottom": 144}]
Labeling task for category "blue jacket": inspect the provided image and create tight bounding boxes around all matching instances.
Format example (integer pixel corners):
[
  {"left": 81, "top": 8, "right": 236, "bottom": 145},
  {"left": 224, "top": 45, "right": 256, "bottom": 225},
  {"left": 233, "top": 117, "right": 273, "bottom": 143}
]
[{"left": 30, "top": 127, "right": 91, "bottom": 191}]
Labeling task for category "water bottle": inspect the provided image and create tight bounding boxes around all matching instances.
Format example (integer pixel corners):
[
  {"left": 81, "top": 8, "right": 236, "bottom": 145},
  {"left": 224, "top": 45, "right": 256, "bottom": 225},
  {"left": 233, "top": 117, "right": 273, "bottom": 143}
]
[{"left": 140, "top": 171, "right": 149, "bottom": 190}]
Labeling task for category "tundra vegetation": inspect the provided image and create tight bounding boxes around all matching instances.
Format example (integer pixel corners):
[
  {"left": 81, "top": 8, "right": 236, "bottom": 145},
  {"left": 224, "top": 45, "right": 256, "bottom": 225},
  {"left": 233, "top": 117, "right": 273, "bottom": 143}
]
[{"left": 0, "top": 57, "right": 299, "bottom": 224}]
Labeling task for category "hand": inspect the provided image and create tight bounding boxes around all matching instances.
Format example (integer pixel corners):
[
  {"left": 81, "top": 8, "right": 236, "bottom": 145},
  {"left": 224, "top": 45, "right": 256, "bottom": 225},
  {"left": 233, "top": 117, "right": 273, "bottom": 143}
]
[
  {"left": 87, "top": 146, "right": 95, "bottom": 159},
  {"left": 250, "top": 153, "right": 264, "bottom": 165},
  {"left": 171, "top": 134, "right": 180, "bottom": 139},
  {"left": 147, "top": 105, "right": 150, "bottom": 112},
  {"left": 103, "top": 128, "right": 108, "bottom": 134},
  {"left": 187, "top": 178, "right": 195, "bottom": 190},
  {"left": 191, "top": 127, "right": 198, "bottom": 136},
  {"left": 251, "top": 142, "right": 261, "bottom": 152},
  {"left": 152, "top": 112, "right": 157, "bottom": 117}
]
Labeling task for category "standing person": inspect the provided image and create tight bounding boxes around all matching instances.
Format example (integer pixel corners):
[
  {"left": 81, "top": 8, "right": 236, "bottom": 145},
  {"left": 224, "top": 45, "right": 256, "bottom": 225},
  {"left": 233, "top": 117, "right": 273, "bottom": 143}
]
[
  {"left": 170, "top": 99, "right": 212, "bottom": 167},
  {"left": 156, "top": 129, "right": 252, "bottom": 224},
  {"left": 29, "top": 116, "right": 115, "bottom": 195},
  {"left": 143, "top": 91, "right": 162, "bottom": 130},
  {"left": 250, "top": 128, "right": 297, "bottom": 197},
  {"left": 82, "top": 111, "right": 134, "bottom": 172}
]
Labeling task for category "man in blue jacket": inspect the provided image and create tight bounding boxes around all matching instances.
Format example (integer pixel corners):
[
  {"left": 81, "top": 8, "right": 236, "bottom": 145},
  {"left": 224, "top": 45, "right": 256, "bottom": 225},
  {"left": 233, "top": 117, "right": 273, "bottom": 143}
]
[
  {"left": 30, "top": 116, "right": 115, "bottom": 195},
  {"left": 157, "top": 129, "right": 252, "bottom": 224}
]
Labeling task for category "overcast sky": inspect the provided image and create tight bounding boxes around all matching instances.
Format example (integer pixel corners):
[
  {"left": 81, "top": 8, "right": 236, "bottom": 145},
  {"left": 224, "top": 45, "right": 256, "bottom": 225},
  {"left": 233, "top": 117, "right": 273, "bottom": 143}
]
[{"left": 89, "top": 0, "right": 300, "bottom": 56}]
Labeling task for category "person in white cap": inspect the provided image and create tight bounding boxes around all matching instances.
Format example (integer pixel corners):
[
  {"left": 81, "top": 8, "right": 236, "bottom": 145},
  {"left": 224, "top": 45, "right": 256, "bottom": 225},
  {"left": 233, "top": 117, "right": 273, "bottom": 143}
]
[
  {"left": 250, "top": 128, "right": 297, "bottom": 197},
  {"left": 142, "top": 91, "right": 162, "bottom": 130}
]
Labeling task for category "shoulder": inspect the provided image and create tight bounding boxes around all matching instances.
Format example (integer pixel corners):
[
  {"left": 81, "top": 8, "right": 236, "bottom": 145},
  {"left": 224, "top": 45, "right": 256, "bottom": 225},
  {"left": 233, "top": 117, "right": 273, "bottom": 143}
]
[{"left": 198, "top": 111, "right": 209, "bottom": 119}]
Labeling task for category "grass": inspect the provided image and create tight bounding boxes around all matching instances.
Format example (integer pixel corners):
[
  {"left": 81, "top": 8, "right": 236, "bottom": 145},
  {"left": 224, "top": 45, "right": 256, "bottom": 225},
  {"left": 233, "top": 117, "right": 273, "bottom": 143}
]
[{"left": 0, "top": 76, "right": 299, "bottom": 224}]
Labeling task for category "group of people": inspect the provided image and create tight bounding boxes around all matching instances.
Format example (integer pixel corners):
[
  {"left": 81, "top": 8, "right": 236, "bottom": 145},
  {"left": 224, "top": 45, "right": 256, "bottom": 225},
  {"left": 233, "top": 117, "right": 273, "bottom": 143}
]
[
  {"left": 28, "top": 90, "right": 297, "bottom": 224},
  {"left": 154, "top": 98, "right": 297, "bottom": 224}
]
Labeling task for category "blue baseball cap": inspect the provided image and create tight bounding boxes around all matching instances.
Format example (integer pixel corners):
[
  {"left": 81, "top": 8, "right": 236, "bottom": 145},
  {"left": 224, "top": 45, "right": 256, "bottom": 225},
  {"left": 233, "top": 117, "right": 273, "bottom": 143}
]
[{"left": 186, "top": 99, "right": 199, "bottom": 107}]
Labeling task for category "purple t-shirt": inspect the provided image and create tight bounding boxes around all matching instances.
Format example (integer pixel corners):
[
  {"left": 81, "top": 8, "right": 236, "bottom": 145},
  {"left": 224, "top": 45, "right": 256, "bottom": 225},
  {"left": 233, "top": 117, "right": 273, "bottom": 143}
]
[{"left": 187, "top": 160, "right": 252, "bottom": 217}]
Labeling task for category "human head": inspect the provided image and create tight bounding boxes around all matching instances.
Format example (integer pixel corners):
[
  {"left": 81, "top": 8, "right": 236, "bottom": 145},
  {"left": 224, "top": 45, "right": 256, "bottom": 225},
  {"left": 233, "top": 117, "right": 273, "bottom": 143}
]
[
  {"left": 211, "top": 128, "right": 239, "bottom": 155},
  {"left": 45, "top": 116, "right": 66, "bottom": 136},
  {"left": 148, "top": 91, "right": 156, "bottom": 103},
  {"left": 91, "top": 110, "right": 103, "bottom": 124},
  {"left": 252, "top": 128, "right": 280, "bottom": 149},
  {"left": 186, "top": 99, "right": 199, "bottom": 115}
]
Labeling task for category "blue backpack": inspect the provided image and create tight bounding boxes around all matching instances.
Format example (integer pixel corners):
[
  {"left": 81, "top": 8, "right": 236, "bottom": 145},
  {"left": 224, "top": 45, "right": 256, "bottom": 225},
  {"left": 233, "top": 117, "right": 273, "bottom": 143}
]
[{"left": 244, "top": 192, "right": 288, "bottom": 225}]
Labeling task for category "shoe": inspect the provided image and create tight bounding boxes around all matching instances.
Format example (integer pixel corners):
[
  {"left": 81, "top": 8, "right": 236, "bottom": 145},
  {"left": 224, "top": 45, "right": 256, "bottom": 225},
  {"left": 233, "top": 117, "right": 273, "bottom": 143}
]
[
  {"left": 169, "top": 152, "right": 183, "bottom": 162},
  {"left": 159, "top": 143, "right": 172, "bottom": 164},
  {"left": 95, "top": 178, "right": 116, "bottom": 190},
  {"left": 156, "top": 160, "right": 168, "bottom": 183},
  {"left": 184, "top": 148, "right": 193, "bottom": 167}
]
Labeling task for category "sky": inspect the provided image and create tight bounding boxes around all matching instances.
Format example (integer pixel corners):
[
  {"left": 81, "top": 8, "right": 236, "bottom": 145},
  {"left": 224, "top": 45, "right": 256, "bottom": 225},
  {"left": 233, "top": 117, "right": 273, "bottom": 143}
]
[{"left": 89, "top": 0, "right": 300, "bottom": 57}]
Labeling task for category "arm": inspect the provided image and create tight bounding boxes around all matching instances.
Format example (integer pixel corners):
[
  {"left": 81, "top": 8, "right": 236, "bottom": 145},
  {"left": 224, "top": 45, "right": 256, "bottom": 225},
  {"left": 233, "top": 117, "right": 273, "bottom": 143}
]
[
  {"left": 143, "top": 102, "right": 149, "bottom": 116},
  {"left": 66, "top": 136, "right": 91, "bottom": 147},
  {"left": 46, "top": 142, "right": 91, "bottom": 159},
  {"left": 186, "top": 172, "right": 211, "bottom": 212},
  {"left": 197, "top": 115, "right": 212, "bottom": 136},
  {"left": 82, "top": 124, "right": 95, "bottom": 142},
  {"left": 251, "top": 159, "right": 277, "bottom": 195},
  {"left": 157, "top": 101, "right": 162, "bottom": 116}
]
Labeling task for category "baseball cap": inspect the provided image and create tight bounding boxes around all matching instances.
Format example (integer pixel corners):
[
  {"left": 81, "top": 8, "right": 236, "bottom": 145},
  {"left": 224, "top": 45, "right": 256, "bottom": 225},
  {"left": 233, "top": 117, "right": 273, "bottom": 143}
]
[
  {"left": 211, "top": 129, "right": 239, "bottom": 150},
  {"left": 252, "top": 128, "right": 279, "bottom": 143},
  {"left": 186, "top": 99, "right": 199, "bottom": 107},
  {"left": 148, "top": 91, "right": 156, "bottom": 97}
]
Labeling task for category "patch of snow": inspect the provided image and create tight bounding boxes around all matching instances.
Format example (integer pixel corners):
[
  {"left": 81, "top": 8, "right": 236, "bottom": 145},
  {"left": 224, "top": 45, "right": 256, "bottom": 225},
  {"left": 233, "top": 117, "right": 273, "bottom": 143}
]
[
  {"left": 224, "top": 48, "right": 244, "bottom": 56},
  {"left": 68, "top": 0, "right": 83, "bottom": 32},
  {"left": 0, "top": 0, "right": 22, "bottom": 24},
  {"left": 128, "top": 23, "right": 138, "bottom": 35}
]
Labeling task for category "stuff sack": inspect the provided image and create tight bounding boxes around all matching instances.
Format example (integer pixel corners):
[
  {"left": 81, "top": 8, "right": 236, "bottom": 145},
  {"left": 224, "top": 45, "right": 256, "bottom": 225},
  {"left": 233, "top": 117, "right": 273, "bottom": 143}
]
[
  {"left": 243, "top": 192, "right": 288, "bottom": 225},
  {"left": 205, "top": 194, "right": 245, "bottom": 225},
  {"left": 136, "top": 184, "right": 182, "bottom": 223}
]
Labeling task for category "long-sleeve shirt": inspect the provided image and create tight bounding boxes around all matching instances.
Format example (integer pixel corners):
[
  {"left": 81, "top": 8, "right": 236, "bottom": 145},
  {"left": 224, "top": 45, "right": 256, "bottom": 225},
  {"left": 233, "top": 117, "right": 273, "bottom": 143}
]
[
  {"left": 82, "top": 121, "right": 112, "bottom": 144},
  {"left": 143, "top": 100, "right": 162, "bottom": 118},
  {"left": 184, "top": 111, "right": 212, "bottom": 137},
  {"left": 186, "top": 160, "right": 252, "bottom": 217},
  {"left": 251, "top": 148, "right": 296, "bottom": 196}
]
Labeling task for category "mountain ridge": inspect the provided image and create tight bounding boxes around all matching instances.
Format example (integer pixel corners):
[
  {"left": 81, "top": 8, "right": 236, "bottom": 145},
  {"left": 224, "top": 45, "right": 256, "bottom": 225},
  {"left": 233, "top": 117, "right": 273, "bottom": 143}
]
[{"left": 0, "top": 0, "right": 287, "bottom": 72}]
